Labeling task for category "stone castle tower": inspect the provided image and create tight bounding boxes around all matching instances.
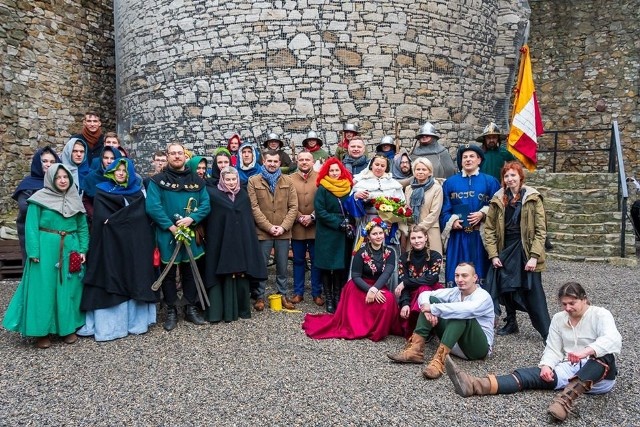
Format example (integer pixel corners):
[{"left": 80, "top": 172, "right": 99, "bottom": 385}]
[{"left": 114, "top": 0, "right": 531, "bottom": 157}]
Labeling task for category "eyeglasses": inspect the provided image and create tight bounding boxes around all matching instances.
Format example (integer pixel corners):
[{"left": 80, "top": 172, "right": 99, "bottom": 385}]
[{"left": 400, "top": 161, "right": 410, "bottom": 165}]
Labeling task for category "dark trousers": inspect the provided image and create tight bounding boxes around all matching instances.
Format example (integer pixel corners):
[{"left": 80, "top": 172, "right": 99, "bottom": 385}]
[{"left": 162, "top": 263, "right": 197, "bottom": 306}]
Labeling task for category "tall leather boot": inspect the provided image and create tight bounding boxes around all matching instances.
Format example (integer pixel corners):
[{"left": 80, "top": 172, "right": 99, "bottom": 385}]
[
  {"left": 547, "top": 377, "right": 592, "bottom": 421},
  {"left": 184, "top": 305, "right": 206, "bottom": 325},
  {"left": 322, "top": 271, "right": 335, "bottom": 314},
  {"left": 163, "top": 305, "right": 178, "bottom": 331},
  {"left": 497, "top": 301, "right": 519, "bottom": 336},
  {"left": 423, "top": 343, "right": 451, "bottom": 379},
  {"left": 387, "top": 333, "right": 425, "bottom": 364},
  {"left": 445, "top": 356, "right": 499, "bottom": 397}
]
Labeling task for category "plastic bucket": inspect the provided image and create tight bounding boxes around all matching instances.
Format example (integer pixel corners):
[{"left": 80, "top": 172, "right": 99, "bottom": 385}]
[{"left": 268, "top": 294, "right": 282, "bottom": 311}]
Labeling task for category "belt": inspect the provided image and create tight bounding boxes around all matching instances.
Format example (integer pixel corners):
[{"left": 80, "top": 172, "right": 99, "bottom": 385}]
[{"left": 39, "top": 227, "right": 76, "bottom": 281}]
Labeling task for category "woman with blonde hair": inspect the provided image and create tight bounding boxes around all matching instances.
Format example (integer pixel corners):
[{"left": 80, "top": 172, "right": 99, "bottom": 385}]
[{"left": 403, "top": 157, "right": 443, "bottom": 254}]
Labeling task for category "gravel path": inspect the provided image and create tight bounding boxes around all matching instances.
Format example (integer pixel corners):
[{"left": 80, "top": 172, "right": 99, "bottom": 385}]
[{"left": 0, "top": 260, "right": 638, "bottom": 426}]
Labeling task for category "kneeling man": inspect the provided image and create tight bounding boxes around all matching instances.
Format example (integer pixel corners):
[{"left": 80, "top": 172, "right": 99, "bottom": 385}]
[{"left": 388, "top": 262, "right": 494, "bottom": 379}]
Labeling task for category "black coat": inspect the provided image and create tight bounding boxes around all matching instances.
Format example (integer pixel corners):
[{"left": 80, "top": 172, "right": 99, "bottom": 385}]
[
  {"left": 204, "top": 184, "right": 267, "bottom": 287},
  {"left": 81, "top": 191, "right": 159, "bottom": 310}
]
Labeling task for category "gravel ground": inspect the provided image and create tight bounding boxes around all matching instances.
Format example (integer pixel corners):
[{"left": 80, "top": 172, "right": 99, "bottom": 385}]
[{"left": 0, "top": 260, "right": 638, "bottom": 426}]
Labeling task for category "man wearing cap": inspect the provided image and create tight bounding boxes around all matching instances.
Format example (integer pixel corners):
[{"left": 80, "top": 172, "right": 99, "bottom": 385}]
[
  {"left": 263, "top": 132, "right": 295, "bottom": 174},
  {"left": 302, "top": 130, "right": 329, "bottom": 166},
  {"left": 477, "top": 122, "right": 516, "bottom": 180},
  {"left": 290, "top": 151, "right": 324, "bottom": 307},
  {"left": 410, "top": 122, "right": 456, "bottom": 179},
  {"left": 440, "top": 144, "right": 500, "bottom": 287},
  {"left": 376, "top": 135, "right": 397, "bottom": 162},
  {"left": 336, "top": 123, "right": 360, "bottom": 161},
  {"left": 248, "top": 150, "right": 299, "bottom": 311}
]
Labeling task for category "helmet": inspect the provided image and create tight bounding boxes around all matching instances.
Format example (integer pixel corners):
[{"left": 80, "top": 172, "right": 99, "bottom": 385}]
[
  {"left": 343, "top": 123, "right": 359, "bottom": 134},
  {"left": 263, "top": 132, "right": 284, "bottom": 149},
  {"left": 376, "top": 135, "right": 395, "bottom": 152},
  {"left": 302, "top": 130, "right": 323, "bottom": 147},
  {"left": 416, "top": 122, "right": 440, "bottom": 139},
  {"left": 475, "top": 122, "right": 506, "bottom": 142}
]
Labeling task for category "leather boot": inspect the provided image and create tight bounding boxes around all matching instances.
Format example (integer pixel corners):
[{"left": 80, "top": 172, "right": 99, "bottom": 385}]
[
  {"left": 322, "top": 272, "right": 335, "bottom": 313},
  {"left": 164, "top": 305, "right": 178, "bottom": 331},
  {"left": 184, "top": 305, "right": 206, "bottom": 325},
  {"left": 497, "top": 307, "right": 519, "bottom": 336},
  {"left": 445, "top": 355, "right": 498, "bottom": 397},
  {"left": 422, "top": 343, "right": 451, "bottom": 379},
  {"left": 333, "top": 272, "right": 344, "bottom": 308},
  {"left": 387, "top": 333, "right": 425, "bottom": 364},
  {"left": 547, "top": 377, "right": 592, "bottom": 421}
]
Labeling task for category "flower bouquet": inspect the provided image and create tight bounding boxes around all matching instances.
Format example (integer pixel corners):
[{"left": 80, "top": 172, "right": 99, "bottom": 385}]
[{"left": 372, "top": 196, "right": 412, "bottom": 223}]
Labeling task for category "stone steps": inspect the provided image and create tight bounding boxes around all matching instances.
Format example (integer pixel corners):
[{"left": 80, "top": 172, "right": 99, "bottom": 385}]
[{"left": 523, "top": 171, "right": 637, "bottom": 261}]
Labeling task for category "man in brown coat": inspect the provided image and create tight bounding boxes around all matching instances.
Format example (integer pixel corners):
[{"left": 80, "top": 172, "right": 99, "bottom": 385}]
[
  {"left": 289, "top": 152, "right": 324, "bottom": 306},
  {"left": 248, "top": 150, "right": 299, "bottom": 311}
]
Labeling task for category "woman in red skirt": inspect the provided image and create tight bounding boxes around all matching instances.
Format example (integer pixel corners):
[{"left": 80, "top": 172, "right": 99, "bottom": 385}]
[{"left": 302, "top": 217, "right": 402, "bottom": 342}]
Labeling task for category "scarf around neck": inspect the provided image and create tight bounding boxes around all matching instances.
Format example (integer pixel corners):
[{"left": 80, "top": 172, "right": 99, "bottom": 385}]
[
  {"left": 342, "top": 155, "right": 368, "bottom": 173},
  {"left": 409, "top": 176, "right": 436, "bottom": 223},
  {"left": 320, "top": 176, "right": 351, "bottom": 197},
  {"left": 82, "top": 127, "right": 102, "bottom": 149},
  {"left": 260, "top": 166, "right": 282, "bottom": 193}
]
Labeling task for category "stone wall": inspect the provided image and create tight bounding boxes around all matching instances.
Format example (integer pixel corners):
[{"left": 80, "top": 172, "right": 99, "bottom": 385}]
[
  {"left": 529, "top": 0, "right": 640, "bottom": 175},
  {"left": 115, "top": 0, "right": 530, "bottom": 161},
  {"left": 0, "top": 0, "right": 115, "bottom": 216}
]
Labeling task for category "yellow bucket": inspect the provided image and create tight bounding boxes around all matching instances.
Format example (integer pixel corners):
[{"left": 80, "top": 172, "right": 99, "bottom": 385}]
[{"left": 268, "top": 294, "right": 282, "bottom": 311}]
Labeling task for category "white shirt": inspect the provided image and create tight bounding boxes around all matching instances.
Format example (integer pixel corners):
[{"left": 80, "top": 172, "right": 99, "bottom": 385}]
[{"left": 539, "top": 305, "right": 622, "bottom": 369}]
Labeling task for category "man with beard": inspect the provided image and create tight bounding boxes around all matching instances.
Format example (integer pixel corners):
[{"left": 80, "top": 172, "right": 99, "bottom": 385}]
[
  {"left": 248, "top": 150, "right": 299, "bottom": 311},
  {"left": 410, "top": 122, "right": 456, "bottom": 179},
  {"left": 289, "top": 152, "right": 324, "bottom": 306},
  {"left": 68, "top": 111, "right": 104, "bottom": 163},
  {"left": 477, "top": 122, "right": 516, "bottom": 180},
  {"left": 145, "top": 142, "right": 211, "bottom": 331}
]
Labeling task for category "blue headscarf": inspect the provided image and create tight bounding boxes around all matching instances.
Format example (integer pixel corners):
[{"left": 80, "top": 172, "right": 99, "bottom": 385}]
[
  {"left": 61, "top": 137, "right": 91, "bottom": 191},
  {"left": 96, "top": 158, "right": 143, "bottom": 196},
  {"left": 81, "top": 146, "right": 122, "bottom": 197},
  {"left": 236, "top": 142, "right": 262, "bottom": 185},
  {"left": 12, "top": 146, "right": 61, "bottom": 200}
]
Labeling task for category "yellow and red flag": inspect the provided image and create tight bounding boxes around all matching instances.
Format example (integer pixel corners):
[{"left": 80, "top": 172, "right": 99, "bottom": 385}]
[{"left": 507, "top": 44, "right": 544, "bottom": 171}]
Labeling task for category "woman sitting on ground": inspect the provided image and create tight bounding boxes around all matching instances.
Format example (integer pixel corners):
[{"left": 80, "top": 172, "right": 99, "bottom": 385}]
[
  {"left": 445, "top": 281, "right": 622, "bottom": 423},
  {"left": 396, "top": 224, "right": 443, "bottom": 336},
  {"left": 302, "top": 217, "right": 403, "bottom": 342}
]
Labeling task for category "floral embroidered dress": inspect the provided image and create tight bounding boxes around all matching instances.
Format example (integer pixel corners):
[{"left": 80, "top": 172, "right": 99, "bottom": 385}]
[{"left": 302, "top": 244, "right": 403, "bottom": 342}]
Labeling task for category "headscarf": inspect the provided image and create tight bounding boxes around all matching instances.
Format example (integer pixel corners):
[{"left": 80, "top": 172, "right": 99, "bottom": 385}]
[
  {"left": 61, "top": 137, "right": 91, "bottom": 190},
  {"left": 391, "top": 150, "right": 413, "bottom": 180},
  {"left": 236, "top": 142, "right": 262, "bottom": 184},
  {"left": 96, "top": 158, "right": 143, "bottom": 196},
  {"left": 28, "top": 163, "right": 85, "bottom": 217},
  {"left": 210, "top": 148, "right": 232, "bottom": 185},
  {"left": 82, "top": 146, "right": 122, "bottom": 197},
  {"left": 12, "top": 146, "right": 61, "bottom": 200},
  {"left": 316, "top": 157, "right": 353, "bottom": 197},
  {"left": 217, "top": 166, "right": 241, "bottom": 201},
  {"left": 185, "top": 155, "right": 209, "bottom": 179},
  {"left": 227, "top": 134, "right": 241, "bottom": 167}
]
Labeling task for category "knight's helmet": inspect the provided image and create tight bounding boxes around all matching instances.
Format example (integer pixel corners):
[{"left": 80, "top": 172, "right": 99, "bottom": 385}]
[
  {"left": 376, "top": 135, "right": 395, "bottom": 152},
  {"left": 343, "top": 123, "right": 359, "bottom": 134},
  {"left": 302, "top": 130, "right": 323, "bottom": 148},
  {"left": 263, "top": 132, "right": 284, "bottom": 149},
  {"left": 415, "top": 122, "right": 440, "bottom": 139},
  {"left": 475, "top": 122, "right": 506, "bottom": 142}
]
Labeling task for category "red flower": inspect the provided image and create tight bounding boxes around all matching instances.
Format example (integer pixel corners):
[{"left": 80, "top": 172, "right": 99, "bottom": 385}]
[{"left": 405, "top": 207, "right": 413, "bottom": 216}]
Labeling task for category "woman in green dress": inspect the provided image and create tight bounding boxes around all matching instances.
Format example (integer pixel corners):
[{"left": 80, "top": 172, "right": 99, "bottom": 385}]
[{"left": 2, "top": 164, "right": 89, "bottom": 349}]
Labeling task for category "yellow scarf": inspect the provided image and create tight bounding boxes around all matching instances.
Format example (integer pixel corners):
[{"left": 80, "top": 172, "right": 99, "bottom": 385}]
[{"left": 320, "top": 176, "right": 351, "bottom": 197}]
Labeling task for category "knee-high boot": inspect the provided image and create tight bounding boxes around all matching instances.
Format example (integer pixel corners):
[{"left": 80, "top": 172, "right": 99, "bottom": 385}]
[
  {"left": 547, "top": 358, "right": 607, "bottom": 421},
  {"left": 322, "top": 271, "right": 335, "bottom": 313},
  {"left": 497, "top": 294, "right": 519, "bottom": 336}
]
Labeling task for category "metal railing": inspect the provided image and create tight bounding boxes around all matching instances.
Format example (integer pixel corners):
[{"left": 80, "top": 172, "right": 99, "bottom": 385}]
[{"left": 538, "top": 121, "right": 629, "bottom": 257}]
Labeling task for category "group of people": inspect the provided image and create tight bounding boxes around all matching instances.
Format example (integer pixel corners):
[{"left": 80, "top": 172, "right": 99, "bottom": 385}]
[{"left": 3, "top": 113, "right": 622, "bottom": 422}]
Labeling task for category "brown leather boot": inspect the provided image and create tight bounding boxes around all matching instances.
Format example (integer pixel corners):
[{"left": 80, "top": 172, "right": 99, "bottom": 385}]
[
  {"left": 422, "top": 343, "right": 451, "bottom": 379},
  {"left": 445, "top": 355, "right": 498, "bottom": 396},
  {"left": 547, "top": 377, "right": 593, "bottom": 421},
  {"left": 387, "top": 333, "right": 426, "bottom": 364}
]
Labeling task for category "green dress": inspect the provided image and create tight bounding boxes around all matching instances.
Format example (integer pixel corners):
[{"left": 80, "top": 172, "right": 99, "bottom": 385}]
[{"left": 2, "top": 203, "right": 89, "bottom": 337}]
